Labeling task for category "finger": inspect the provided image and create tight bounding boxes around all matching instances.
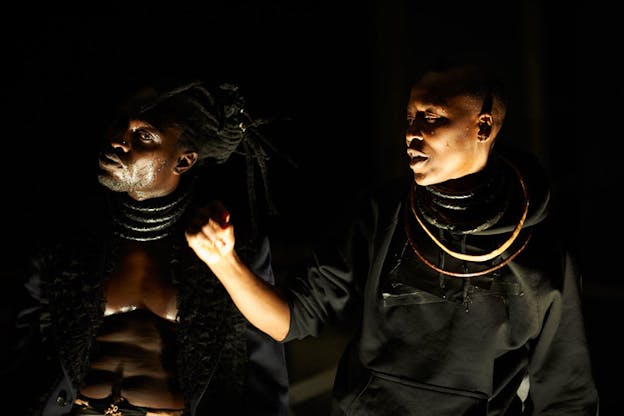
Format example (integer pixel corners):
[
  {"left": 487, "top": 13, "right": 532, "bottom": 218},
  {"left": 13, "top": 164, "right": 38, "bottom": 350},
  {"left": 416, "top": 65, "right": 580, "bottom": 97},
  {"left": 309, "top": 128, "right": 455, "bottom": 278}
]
[
  {"left": 220, "top": 210, "right": 230, "bottom": 228},
  {"left": 186, "top": 206, "right": 211, "bottom": 234},
  {"left": 186, "top": 217, "right": 207, "bottom": 235},
  {"left": 200, "top": 218, "right": 225, "bottom": 241},
  {"left": 208, "top": 200, "right": 230, "bottom": 228},
  {"left": 185, "top": 231, "right": 200, "bottom": 248}
]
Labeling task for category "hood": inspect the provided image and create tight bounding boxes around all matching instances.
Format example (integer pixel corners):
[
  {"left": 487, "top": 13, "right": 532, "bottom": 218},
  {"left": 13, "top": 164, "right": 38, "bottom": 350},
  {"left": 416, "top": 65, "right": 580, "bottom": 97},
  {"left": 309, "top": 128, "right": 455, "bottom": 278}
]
[{"left": 474, "top": 147, "right": 550, "bottom": 237}]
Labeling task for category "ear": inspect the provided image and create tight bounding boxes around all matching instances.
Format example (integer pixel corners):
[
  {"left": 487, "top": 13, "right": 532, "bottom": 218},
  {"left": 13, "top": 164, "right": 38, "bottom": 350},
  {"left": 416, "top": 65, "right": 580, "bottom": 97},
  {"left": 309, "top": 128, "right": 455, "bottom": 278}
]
[
  {"left": 477, "top": 113, "right": 493, "bottom": 142},
  {"left": 174, "top": 151, "right": 199, "bottom": 175}
]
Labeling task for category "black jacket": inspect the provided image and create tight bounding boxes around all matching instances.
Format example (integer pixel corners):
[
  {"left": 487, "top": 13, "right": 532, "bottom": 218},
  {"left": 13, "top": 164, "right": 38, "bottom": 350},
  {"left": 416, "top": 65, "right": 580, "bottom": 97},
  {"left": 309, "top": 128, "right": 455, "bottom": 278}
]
[
  {"left": 7, "top": 183, "right": 289, "bottom": 416},
  {"left": 284, "top": 150, "right": 599, "bottom": 415}
]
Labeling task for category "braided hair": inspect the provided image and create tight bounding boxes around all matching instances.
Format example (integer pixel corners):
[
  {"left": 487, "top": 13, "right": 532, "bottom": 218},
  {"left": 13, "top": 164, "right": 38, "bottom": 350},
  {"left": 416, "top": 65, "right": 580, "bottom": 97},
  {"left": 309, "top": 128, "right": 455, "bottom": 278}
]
[{"left": 118, "top": 80, "right": 287, "bottom": 235}]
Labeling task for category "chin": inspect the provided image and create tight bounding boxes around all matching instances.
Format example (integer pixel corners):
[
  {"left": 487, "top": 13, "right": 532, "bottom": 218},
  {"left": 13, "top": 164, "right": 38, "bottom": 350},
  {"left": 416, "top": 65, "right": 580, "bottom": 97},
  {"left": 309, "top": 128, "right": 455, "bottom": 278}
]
[
  {"left": 413, "top": 174, "right": 434, "bottom": 187},
  {"left": 97, "top": 175, "right": 126, "bottom": 193}
]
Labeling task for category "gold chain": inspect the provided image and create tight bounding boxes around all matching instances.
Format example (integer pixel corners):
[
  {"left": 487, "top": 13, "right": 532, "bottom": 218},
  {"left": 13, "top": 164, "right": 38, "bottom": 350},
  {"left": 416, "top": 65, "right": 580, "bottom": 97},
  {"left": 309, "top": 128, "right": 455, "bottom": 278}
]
[{"left": 104, "top": 404, "right": 122, "bottom": 416}]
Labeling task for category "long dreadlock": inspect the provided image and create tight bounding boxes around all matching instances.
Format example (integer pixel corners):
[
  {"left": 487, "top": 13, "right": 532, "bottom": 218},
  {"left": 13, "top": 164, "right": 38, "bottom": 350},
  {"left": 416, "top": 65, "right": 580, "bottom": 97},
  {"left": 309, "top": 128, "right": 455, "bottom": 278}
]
[{"left": 121, "top": 80, "right": 292, "bottom": 235}]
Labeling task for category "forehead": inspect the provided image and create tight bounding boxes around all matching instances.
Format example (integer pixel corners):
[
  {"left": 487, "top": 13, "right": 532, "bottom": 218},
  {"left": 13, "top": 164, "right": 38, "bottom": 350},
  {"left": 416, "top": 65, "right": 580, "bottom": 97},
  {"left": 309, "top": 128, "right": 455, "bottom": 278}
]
[
  {"left": 128, "top": 119, "right": 157, "bottom": 130},
  {"left": 409, "top": 68, "right": 483, "bottom": 110}
]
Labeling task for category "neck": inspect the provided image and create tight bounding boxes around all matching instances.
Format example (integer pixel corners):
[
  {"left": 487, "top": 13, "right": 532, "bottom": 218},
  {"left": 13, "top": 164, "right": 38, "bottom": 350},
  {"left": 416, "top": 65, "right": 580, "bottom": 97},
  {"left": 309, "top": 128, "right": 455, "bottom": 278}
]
[
  {"left": 414, "top": 156, "right": 510, "bottom": 234},
  {"left": 109, "top": 175, "right": 196, "bottom": 241}
]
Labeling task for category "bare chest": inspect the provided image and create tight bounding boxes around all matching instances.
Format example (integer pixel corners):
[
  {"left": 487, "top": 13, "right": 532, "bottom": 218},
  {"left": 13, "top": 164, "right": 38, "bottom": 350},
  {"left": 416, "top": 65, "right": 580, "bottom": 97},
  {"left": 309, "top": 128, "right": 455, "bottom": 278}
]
[{"left": 104, "top": 241, "right": 178, "bottom": 321}]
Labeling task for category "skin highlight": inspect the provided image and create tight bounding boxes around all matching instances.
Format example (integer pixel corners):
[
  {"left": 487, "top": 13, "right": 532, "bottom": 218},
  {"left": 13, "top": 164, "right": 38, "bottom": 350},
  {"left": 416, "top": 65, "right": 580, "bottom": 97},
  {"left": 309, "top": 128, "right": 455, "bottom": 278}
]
[
  {"left": 405, "top": 69, "right": 500, "bottom": 187},
  {"left": 98, "top": 119, "right": 198, "bottom": 201}
]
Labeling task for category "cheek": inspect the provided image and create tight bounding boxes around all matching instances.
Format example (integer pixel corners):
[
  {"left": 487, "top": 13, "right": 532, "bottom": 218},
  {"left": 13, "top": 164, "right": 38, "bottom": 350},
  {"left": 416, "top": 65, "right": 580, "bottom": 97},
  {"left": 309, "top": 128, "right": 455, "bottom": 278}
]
[
  {"left": 428, "top": 129, "right": 460, "bottom": 150},
  {"left": 133, "top": 158, "right": 169, "bottom": 178},
  {"left": 443, "top": 126, "right": 475, "bottom": 149},
  {"left": 155, "top": 158, "right": 170, "bottom": 173}
]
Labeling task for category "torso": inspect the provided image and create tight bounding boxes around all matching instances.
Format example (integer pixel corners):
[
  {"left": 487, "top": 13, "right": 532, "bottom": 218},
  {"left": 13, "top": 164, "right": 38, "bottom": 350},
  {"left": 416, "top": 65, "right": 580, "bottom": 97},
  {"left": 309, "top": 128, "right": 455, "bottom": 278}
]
[{"left": 78, "top": 240, "right": 184, "bottom": 410}]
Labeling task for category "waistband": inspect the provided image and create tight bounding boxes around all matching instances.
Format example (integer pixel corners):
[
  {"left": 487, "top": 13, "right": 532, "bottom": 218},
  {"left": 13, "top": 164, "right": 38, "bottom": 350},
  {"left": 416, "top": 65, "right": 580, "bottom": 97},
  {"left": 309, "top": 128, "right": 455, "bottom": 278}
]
[{"left": 72, "top": 395, "right": 184, "bottom": 416}]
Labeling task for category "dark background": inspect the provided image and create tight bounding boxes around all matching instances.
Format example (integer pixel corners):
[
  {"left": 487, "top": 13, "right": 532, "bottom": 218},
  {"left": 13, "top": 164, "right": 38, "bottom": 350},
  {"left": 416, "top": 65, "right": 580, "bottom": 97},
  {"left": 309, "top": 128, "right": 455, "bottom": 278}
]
[{"left": 2, "top": 2, "right": 620, "bottom": 414}]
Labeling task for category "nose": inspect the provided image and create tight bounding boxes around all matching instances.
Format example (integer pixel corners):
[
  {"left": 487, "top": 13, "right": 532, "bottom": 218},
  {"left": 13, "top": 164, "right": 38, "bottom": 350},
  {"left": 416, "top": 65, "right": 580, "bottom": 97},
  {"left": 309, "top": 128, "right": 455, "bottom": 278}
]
[
  {"left": 405, "top": 123, "right": 423, "bottom": 147},
  {"left": 110, "top": 134, "right": 130, "bottom": 152}
]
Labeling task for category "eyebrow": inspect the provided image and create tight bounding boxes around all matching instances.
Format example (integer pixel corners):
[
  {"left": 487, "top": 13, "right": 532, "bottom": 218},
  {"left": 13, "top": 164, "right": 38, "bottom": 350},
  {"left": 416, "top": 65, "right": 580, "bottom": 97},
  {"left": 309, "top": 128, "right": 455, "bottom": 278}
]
[
  {"left": 409, "top": 89, "right": 448, "bottom": 110},
  {"left": 422, "top": 91, "right": 449, "bottom": 108},
  {"left": 407, "top": 99, "right": 448, "bottom": 116}
]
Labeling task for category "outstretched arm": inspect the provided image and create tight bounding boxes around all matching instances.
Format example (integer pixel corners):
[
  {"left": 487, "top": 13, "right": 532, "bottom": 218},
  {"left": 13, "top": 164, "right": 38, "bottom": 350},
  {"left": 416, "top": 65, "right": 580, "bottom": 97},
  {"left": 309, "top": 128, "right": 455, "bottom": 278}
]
[{"left": 185, "top": 204, "right": 290, "bottom": 341}]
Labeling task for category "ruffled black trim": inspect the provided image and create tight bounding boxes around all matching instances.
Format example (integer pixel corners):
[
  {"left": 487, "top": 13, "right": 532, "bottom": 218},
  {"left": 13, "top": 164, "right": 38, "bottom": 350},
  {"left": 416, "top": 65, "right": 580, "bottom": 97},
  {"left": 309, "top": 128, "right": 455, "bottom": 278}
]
[{"left": 38, "top": 223, "right": 248, "bottom": 414}]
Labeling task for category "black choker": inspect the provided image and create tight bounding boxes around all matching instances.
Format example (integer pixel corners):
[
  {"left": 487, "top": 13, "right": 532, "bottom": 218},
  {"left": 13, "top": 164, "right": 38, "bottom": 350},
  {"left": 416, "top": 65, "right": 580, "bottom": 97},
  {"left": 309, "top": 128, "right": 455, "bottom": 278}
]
[
  {"left": 109, "top": 177, "right": 195, "bottom": 242},
  {"left": 404, "top": 155, "right": 532, "bottom": 277},
  {"left": 414, "top": 158, "right": 510, "bottom": 234}
]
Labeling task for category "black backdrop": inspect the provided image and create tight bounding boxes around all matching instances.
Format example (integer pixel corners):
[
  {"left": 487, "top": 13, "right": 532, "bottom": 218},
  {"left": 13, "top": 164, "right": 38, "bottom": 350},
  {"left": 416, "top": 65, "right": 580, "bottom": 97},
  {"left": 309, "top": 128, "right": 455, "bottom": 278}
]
[{"left": 2, "top": 2, "right": 620, "bottom": 413}]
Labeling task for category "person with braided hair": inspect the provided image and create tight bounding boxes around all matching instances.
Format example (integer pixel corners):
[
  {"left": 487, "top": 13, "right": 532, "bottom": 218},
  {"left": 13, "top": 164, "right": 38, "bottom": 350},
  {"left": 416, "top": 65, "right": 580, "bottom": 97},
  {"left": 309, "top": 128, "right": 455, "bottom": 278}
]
[
  {"left": 7, "top": 81, "right": 289, "bottom": 415},
  {"left": 184, "top": 56, "right": 599, "bottom": 415}
]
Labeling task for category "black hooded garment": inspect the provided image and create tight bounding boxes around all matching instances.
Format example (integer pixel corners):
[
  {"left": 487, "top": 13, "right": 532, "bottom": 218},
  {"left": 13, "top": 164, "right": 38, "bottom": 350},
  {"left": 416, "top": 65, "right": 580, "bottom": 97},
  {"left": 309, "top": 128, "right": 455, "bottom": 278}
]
[{"left": 283, "top": 149, "right": 599, "bottom": 415}]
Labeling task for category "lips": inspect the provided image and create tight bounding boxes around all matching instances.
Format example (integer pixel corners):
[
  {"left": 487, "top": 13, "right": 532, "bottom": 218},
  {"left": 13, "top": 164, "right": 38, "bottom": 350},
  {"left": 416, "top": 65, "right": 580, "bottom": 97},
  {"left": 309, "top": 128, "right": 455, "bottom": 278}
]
[
  {"left": 407, "top": 149, "right": 428, "bottom": 166},
  {"left": 409, "top": 155, "right": 428, "bottom": 167},
  {"left": 98, "top": 152, "right": 124, "bottom": 169}
]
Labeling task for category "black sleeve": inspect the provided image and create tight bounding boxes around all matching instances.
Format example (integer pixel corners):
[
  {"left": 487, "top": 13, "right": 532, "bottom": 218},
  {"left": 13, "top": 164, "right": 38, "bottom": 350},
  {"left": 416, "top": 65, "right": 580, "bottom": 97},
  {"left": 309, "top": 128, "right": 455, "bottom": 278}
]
[
  {"left": 281, "top": 185, "right": 383, "bottom": 342},
  {"left": 244, "top": 236, "right": 290, "bottom": 415},
  {"left": 3, "top": 247, "right": 61, "bottom": 415},
  {"left": 526, "top": 251, "right": 599, "bottom": 415}
]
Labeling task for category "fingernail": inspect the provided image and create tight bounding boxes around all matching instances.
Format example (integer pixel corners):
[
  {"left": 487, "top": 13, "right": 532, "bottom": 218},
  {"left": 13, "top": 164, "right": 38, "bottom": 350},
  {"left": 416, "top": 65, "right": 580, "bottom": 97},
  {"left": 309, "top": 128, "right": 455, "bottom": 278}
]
[{"left": 221, "top": 211, "right": 230, "bottom": 226}]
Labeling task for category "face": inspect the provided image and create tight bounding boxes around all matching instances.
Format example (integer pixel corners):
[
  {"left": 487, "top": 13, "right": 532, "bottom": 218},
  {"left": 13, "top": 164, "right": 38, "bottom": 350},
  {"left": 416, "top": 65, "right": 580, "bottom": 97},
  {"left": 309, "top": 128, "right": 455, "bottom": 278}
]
[
  {"left": 405, "top": 69, "right": 493, "bottom": 186},
  {"left": 98, "top": 119, "right": 188, "bottom": 201}
]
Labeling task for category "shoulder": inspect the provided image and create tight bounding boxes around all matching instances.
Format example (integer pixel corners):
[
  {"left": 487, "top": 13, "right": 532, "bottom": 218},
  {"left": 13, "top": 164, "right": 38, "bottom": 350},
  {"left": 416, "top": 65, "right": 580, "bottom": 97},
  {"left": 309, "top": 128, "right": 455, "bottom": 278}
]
[
  {"left": 30, "top": 188, "right": 111, "bottom": 272},
  {"left": 321, "top": 174, "right": 410, "bottom": 243},
  {"left": 45, "top": 187, "right": 111, "bottom": 242},
  {"left": 496, "top": 145, "right": 550, "bottom": 201},
  {"left": 357, "top": 174, "right": 412, "bottom": 221},
  {"left": 495, "top": 145, "right": 551, "bottom": 227}
]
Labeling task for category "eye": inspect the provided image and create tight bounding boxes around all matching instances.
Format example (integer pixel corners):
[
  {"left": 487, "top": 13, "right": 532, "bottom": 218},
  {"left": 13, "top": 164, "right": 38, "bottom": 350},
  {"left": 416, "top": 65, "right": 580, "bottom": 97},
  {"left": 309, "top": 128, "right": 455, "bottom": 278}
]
[
  {"left": 423, "top": 112, "right": 441, "bottom": 124},
  {"left": 134, "top": 129, "right": 156, "bottom": 142},
  {"left": 406, "top": 111, "right": 441, "bottom": 128}
]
